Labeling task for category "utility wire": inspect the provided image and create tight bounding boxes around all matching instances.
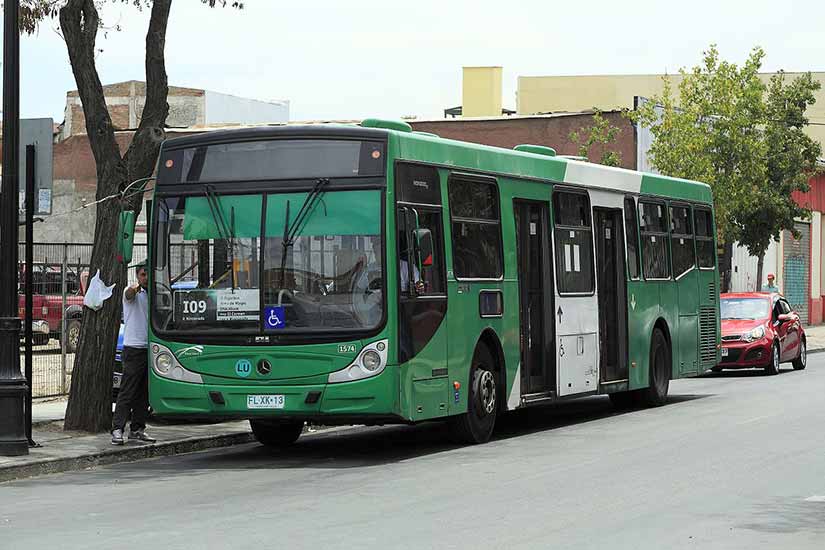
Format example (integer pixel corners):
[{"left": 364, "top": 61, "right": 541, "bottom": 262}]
[{"left": 24, "top": 176, "right": 155, "bottom": 223}]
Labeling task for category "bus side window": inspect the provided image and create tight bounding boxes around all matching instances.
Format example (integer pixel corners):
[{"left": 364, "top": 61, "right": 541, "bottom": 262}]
[
  {"left": 397, "top": 208, "right": 445, "bottom": 297},
  {"left": 639, "top": 201, "right": 670, "bottom": 279},
  {"left": 447, "top": 177, "right": 503, "bottom": 280},
  {"left": 624, "top": 197, "right": 640, "bottom": 280},
  {"left": 553, "top": 190, "right": 594, "bottom": 294},
  {"left": 694, "top": 208, "right": 715, "bottom": 268},
  {"left": 670, "top": 204, "right": 695, "bottom": 278}
]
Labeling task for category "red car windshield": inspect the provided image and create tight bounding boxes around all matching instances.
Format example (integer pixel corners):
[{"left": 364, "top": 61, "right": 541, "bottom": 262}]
[{"left": 721, "top": 297, "right": 770, "bottom": 320}]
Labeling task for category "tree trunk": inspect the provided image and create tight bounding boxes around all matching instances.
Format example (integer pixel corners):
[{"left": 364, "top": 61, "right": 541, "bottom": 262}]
[
  {"left": 62, "top": 0, "right": 171, "bottom": 432},
  {"left": 756, "top": 251, "right": 765, "bottom": 293}
]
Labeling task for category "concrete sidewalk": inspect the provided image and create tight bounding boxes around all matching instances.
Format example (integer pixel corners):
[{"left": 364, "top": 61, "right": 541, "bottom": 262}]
[
  {"left": 1, "top": 398, "right": 254, "bottom": 483},
  {"left": 803, "top": 323, "right": 825, "bottom": 352},
  {"left": 31, "top": 397, "right": 70, "bottom": 425}
]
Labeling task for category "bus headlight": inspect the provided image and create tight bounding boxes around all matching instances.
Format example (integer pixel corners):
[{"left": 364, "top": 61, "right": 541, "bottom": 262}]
[
  {"left": 362, "top": 350, "right": 381, "bottom": 372},
  {"left": 328, "top": 339, "right": 389, "bottom": 383},
  {"left": 155, "top": 352, "right": 173, "bottom": 373},
  {"left": 744, "top": 326, "right": 766, "bottom": 342},
  {"left": 151, "top": 342, "right": 203, "bottom": 384}
]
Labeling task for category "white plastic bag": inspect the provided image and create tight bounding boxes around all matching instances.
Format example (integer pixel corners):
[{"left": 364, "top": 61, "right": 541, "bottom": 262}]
[{"left": 83, "top": 269, "right": 116, "bottom": 311}]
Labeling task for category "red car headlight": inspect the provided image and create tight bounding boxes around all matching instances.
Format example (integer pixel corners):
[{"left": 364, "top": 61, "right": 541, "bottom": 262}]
[{"left": 743, "top": 326, "right": 766, "bottom": 342}]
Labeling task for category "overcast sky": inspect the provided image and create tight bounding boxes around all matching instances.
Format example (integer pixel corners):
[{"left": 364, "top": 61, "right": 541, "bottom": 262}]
[{"left": 14, "top": 0, "right": 825, "bottom": 124}]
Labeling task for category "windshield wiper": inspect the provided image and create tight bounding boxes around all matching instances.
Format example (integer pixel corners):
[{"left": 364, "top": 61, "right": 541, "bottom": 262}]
[
  {"left": 279, "top": 178, "right": 330, "bottom": 287},
  {"left": 203, "top": 185, "right": 237, "bottom": 289}
]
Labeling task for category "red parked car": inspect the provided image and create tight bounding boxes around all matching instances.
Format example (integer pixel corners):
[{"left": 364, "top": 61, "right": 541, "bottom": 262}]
[
  {"left": 715, "top": 292, "right": 806, "bottom": 375},
  {"left": 17, "top": 266, "right": 87, "bottom": 351}
]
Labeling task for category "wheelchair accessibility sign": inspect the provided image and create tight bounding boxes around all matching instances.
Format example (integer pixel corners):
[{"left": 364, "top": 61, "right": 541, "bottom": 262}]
[{"left": 263, "top": 306, "right": 286, "bottom": 330}]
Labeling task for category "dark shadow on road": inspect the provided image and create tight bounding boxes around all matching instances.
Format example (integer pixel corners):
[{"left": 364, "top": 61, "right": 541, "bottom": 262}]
[
  {"left": 698, "top": 368, "right": 801, "bottom": 378},
  {"left": 737, "top": 498, "right": 825, "bottom": 534},
  {"left": 12, "top": 392, "right": 713, "bottom": 487}
]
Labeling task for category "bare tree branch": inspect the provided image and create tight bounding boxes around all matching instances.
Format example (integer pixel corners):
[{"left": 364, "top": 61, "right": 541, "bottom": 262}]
[
  {"left": 123, "top": 0, "right": 170, "bottom": 211},
  {"left": 59, "top": 0, "right": 123, "bottom": 175}
]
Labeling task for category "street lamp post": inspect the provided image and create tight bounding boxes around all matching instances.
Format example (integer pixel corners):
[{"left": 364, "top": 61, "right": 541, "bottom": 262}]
[{"left": 0, "top": 0, "right": 29, "bottom": 457}]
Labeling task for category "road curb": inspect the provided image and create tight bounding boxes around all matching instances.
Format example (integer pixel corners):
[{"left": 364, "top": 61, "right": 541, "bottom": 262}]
[
  {"left": 808, "top": 347, "right": 825, "bottom": 355},
  {"left": 0, "top": 430, "right": 255, "bottom": 484}
]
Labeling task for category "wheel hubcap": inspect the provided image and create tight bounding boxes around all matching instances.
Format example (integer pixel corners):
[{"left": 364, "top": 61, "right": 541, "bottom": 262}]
[
  {"left": 478, "top": 370, "right": 496, "bottom": 414},
  {"left": 774, "top": 347, "right": 779, "bottom": 371},
  {"left": 801, "top": 342, "right": 806, "bottom": 366}
]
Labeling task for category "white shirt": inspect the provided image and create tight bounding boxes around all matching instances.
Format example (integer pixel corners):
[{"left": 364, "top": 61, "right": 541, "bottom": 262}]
[
  {"left": 399, "top": 259, "right": 421, "bottom": 292},
  {"left": 122, "top": 286, "right": 149, "bottom": 348}
]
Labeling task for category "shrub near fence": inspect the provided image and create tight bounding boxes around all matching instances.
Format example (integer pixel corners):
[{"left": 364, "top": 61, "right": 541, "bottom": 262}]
[{"left": 17, "top": 242, "right": 147, "bottom": 397}]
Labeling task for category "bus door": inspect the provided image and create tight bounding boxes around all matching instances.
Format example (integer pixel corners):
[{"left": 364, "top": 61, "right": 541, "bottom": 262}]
[
  {"left": 593, "top": 208, "right": 628, "bottom": 382},
  {"left": 553, "top": 190, "right": 599, "bottom": 397},
  {"left": 395, "top": 163, "right": 449, "bottom": 421},
  {"left": 670, "top": 204, "right": 699, "bottom": 375},
  {"left": 514, "top": 200, "right": 554, "bottom": 395}
]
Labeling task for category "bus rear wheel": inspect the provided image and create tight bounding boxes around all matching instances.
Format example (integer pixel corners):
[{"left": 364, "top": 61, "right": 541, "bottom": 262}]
[
  {"left": 250, "top": 420, "right": 303, "bottom": 448},
  {"left": 636, "top": 328, "right": 670, "bottom": 407},
  {"left": 449, "top": 345, "right": 498, "bottom": 444}
]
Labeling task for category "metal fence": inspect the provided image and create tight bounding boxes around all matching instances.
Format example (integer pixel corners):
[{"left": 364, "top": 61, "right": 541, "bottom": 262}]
[{"left": 17, "top": 242, "right": 147, "bottom": 397}]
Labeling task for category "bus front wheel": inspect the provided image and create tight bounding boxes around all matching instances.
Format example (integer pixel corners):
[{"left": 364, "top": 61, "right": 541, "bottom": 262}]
[
  {"left": 250, "top": 420, "right": 303, "bottom": 448},
  {"left": 636, "top": 328, "right": 670, "bottom": 407},
  {"left": 449, "top": 345, "right": 498, "bottom": 444}
]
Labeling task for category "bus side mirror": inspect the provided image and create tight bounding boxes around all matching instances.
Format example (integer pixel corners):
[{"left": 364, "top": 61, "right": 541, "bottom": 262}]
[
  {"left": 415, "top": 228, "right": 433, "bottom": 267},
  {"left": 118, "top": 210, "right": 136, "bottom": 265}
]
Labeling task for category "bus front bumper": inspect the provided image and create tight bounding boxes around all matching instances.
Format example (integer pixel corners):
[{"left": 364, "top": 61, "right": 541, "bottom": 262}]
[{"left": 149, "top": 367, "right": 403, "bottom": 423}]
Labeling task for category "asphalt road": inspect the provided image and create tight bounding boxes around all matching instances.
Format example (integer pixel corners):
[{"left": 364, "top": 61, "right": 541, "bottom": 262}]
[{"left": 3, "top": 357, "right": 825, "bottom": 550}]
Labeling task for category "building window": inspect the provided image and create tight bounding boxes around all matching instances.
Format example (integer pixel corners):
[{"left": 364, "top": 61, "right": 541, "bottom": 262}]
[
  {"left": 448, "top": 177, "right": 503, "bottom": 279},
  {"left": 639, "top": 201, "right": 670, "bottom": 279},
  {"left": 553, "top": 190, "right": 594, "bottom": 294}
]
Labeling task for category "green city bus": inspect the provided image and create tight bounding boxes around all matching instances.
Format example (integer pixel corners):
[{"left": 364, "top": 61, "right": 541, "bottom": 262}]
[{"left": 122, "top": 118, "right": 721, "bottom": 445}]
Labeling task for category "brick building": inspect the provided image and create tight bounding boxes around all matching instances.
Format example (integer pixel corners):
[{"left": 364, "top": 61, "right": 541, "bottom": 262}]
[{"left": 410, "top": 111, "right": 636, "bottom": 170}]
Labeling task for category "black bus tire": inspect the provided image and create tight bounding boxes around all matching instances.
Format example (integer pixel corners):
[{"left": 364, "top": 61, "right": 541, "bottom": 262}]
[
  {"left": 636, "top": 328, "right": 670, "bottom": 407},
  {"left": 250, "top": 420, "right": 303, "bottom": 448},
  {"left": 449, "top": 345, "right": 498, "bottom": 444}
]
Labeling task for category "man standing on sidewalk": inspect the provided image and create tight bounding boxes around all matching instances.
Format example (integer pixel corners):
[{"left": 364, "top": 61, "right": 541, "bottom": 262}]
[
  {"left": 762, "top": 273, "right": 780, "bottom": 293},
  {"left": 111, "top": 261, "right": 156, "bottom": 445}
]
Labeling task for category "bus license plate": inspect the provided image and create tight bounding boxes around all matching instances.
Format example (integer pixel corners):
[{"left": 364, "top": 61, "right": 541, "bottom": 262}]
[
  {"left": 247, "top": 395, "right": 285, "bottom": 409},
  {"left": 721, "top": 348, "right": 728, "bottom": 357}
]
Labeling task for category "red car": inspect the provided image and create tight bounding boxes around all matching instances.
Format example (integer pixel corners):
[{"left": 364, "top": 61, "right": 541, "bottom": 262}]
[{"left": 715, "top": 292, "right": 807, "bottom": 375}]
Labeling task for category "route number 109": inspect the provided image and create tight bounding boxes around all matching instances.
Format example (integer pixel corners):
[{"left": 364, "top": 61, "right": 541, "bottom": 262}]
[{"left": 182, "top": 300, "right": 207, "bottom": 314}]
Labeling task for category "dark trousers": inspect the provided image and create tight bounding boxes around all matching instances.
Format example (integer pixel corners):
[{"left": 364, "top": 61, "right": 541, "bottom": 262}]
[{"left": 112, "top": 346, "right": 150, "bottom": 433}]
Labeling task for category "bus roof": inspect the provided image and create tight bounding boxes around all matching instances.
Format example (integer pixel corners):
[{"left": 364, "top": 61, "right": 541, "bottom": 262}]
[
  {"left": 391, "top": 128, "right": 713, "bottom": 205},
  {"left": 161, "top": 122, "right": 714, "bottom": 205}
]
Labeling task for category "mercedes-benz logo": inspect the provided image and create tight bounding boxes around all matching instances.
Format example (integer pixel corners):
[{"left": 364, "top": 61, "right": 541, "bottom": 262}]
[{"left": 257, "top": 359, "right": 272, "bottom": 376}]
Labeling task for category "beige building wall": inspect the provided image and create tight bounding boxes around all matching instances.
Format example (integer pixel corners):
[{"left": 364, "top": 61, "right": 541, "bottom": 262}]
[
  {"left": 516, "top": 73, "right": 825, "bottom": 147},
  {"left": 462, "top": 67, "right": 503, "bottom": 118}
]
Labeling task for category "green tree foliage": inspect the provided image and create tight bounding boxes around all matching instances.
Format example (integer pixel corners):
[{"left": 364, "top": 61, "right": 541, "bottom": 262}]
[
  {"left": 569, "top": 109, "right": 622, "bottom": 167},
  {"left": 630, "top": 45, "right": 821, "bottom": 288}
]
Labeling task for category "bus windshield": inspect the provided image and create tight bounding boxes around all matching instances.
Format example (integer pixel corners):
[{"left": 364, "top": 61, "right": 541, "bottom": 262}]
[{"left": 152, "top": 189, "right": 384, "bottom": 334}]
